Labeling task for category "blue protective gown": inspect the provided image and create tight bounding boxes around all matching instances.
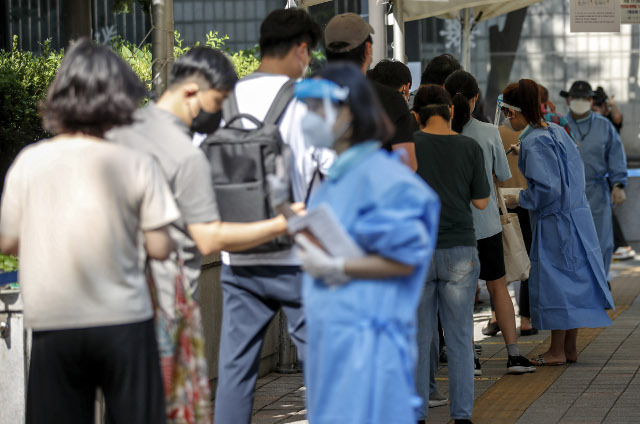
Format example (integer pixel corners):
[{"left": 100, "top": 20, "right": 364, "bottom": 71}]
[
  {"left": 303, "top": 144, "right": 440, "bottom": 424},
  {"left": 566, "top": 112, "right": 627, "bottom": 277},
  {"left": 518, "top": 123, "right": 614, "bottom": 330}
]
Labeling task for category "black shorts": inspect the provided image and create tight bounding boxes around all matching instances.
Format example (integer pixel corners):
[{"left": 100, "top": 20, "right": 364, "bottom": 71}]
[{"left": 477, "top": 231, "right": 506, "bottom": 281}]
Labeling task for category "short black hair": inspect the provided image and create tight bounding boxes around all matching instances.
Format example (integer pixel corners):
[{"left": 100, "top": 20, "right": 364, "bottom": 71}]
[
  {"left": 325, "top": 36, "right": 372, "bottom": 68},
  {"left": 169, "top": 46, "right": 237, "bottom": 91},
  {"left": 421, "top": 54, "right": 462, "bottom": 86},
  {"left": 413, "top": 84, "right": 452, "bottom": 126},
  {"left": 41, "top": 39, "right": 146, "bottom": 138},
  {"left": 369, "top": 59, "right": 412, "bottom": 90},
  {"left": 315, "top": 62, "right": 394, "bottom": 144},
  {"left": 259, "top": 9, "right": 322, "bottom": 58}
]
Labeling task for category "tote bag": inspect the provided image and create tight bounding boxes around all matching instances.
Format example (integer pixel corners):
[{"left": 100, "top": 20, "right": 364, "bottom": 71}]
[
  {"left": 496, "top": 186, "right": 530, "bottom": 283},
  {"left": 147, "top": 257, "right": 213, "bottom": 424}
]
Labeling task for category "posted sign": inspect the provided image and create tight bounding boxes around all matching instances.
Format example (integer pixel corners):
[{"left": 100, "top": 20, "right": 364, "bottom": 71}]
[
  {"left": 571, "top": 0, "right": 621, "bottom": 32},
  {"left": 621, "top": 0, "right": 640, "bottom": 23}
]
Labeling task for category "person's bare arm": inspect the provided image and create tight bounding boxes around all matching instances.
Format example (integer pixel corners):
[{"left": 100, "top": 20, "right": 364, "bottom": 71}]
[
  {"left": 0, "top": 236, "right": 18, "bottom": 255},
  {"left": 143, "top": 226, "right": 174, "bottom": 260},
  {"left": 472, "top": 197, "right": 490, "bottom": 210},
  {"left": 392, "top": 143, "right": 418, "bottom": 172},
  {"left": 344, "top": 255, "right": 414, "bottom": 279}
]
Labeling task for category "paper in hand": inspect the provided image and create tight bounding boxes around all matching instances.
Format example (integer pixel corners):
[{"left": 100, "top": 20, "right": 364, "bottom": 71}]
[{"left": 288, "top": 204, "right": 364, "bottom": 259}]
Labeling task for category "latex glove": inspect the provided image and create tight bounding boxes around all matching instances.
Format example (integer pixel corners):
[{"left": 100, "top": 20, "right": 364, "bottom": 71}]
[
  {"left": 504, "top": 192, "right": 520, "bottom": 209},
  {"left": 611, "top": 186, "right": 626, "bottom": 207},
  {"left": 295, "top": 234, "right": 349, "bottom": 285}
]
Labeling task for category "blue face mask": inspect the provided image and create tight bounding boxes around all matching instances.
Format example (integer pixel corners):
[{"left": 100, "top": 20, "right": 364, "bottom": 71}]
[{"left": 301, "top": 111, "right": 336, "bottom": 149}]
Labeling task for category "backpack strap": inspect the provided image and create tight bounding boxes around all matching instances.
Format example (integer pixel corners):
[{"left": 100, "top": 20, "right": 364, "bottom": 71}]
[
  {"left": 263, "top": 79, "right": 296, "bottom": 125},
  {"left": 222, "top": 88, "right": 242, "bottom": 129}
]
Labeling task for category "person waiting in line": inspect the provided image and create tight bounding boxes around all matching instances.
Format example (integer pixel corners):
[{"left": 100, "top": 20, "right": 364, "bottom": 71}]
[
  {"left": 592, "top": 86, "right": 635, "bottom": 261},
  {"left": 497, "top": 113, "right": 537, "bottom": 337},
  {"left": 561, "top": 81, "right": 627, "bottom": 284},
  {"left": 368, "top": 59, "right": 413, "bottom": 102},
  {"left": 414, "top": 84, "right": 490, "bottom": 424},
  {"left": 0, "top": 39, "right": 180, "bottom": 423},
  {"left": 293, "top": 63, "right": 441, "bottom": 424},
  {"left": 445, "top": 70, "right": 536, "bottom": 375},
  {"left": 109, "top": 46, "right": 300, "bottom": 323},
  {"left": 197, "top": 10, "right": 324, "bottom": 424},
  {"left": 324, "top": 13, "right": 418, "bottom": 171},
  {"left": 503, "top": 79, "right": 614, "bottom": 366}
]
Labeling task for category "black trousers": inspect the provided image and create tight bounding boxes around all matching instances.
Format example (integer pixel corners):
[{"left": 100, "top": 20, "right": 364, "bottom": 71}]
[
  {"left": 613, "top": 212, "right": 628, "bottom": 249},
  {"left": 27, "top": 319, "right": 165, "bottom": 424}
]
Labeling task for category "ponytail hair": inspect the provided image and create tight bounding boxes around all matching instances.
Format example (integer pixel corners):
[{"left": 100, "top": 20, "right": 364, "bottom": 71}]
[
  {"left": 444, "top": 70, "right": 479, "bottom": 133},
  {"left": 502, "top": 79, "right": 544, "bottom": 127},
  {"left": 413, "top": 84, "right": 452, "bottom": 127}
]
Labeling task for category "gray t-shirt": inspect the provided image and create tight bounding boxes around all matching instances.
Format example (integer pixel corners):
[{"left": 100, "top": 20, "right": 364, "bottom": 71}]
[
  {"left": 108, "top": 104, "right": 220, "bottom": 306},
  {"left": 0, "top": 136, "right": 180, "bottom": 330}
]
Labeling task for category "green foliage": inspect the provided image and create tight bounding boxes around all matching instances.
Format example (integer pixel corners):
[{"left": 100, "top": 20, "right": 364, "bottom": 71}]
[
  {"left": 0, "top": 36, "right": 63, "bottom": 160},
  {"left": 111, "top": 37, "right": 153, "bottom": 90},
  {"left": 0, "top": 254, "right": 18, "bottom": 272}
]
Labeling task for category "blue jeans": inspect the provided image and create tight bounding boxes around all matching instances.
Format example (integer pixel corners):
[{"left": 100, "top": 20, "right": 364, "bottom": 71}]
[{"left": 416, "top": 246, "right": 479, "bottom": 420}]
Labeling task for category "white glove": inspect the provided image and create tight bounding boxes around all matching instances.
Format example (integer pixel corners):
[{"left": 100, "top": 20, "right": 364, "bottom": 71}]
[
  {"left": 611, "top": 186, "right": 626, "bottom": 207},
  {"left": 504, "top": 192, "right": 521, "bottom": 209},
  {"left": 295, "top": 234, "right": 350, "bottom": 285}
]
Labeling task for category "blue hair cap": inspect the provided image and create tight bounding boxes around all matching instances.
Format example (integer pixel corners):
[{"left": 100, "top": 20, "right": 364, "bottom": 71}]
[{"left": 294, "top": 78, "right": 349, "bottom": 103}]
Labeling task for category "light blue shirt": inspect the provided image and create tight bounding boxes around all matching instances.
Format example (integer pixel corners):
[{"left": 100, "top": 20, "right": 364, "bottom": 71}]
[{"left": 462, "top": 118, "right": 512, "bottom": 240}]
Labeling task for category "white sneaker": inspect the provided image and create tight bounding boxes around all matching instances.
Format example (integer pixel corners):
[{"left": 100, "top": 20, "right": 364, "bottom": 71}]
[
  {"left": 613, "top": 246, "right": 636, "bottom": 260},
  {"left": 429, "top": 390, "right": 449, "bottom": 408}
]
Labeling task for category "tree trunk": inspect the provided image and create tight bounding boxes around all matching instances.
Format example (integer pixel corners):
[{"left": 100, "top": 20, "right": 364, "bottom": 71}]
[
  {"left": 61, "top": 0, "right": 92, "bottom": 46},
  {"left": 151, "top": 0, "right": 174, "bottom": 97},
  {"left": 485, "top": 8, "right": 529, "bottom": 117}
]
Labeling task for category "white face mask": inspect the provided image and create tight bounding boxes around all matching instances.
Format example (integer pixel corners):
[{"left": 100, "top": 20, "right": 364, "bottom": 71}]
[{"left": 569, "top": 99, "right": 591, "bottom": 115}]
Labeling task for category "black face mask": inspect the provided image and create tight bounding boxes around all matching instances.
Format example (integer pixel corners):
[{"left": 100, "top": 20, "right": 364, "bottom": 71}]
[{"left": 190, "top": 109, "right": 222, "bottom": 134}]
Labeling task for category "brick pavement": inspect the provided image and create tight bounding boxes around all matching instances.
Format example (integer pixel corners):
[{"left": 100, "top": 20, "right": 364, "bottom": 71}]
[{"left": 249, "top": 260, "right": 640, "bottom": 424}]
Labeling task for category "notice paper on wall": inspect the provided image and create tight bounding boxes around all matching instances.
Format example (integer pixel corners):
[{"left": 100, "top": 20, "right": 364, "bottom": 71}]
[
  {"left": 571, "top": 0, "right": 621, "bottom": 32},
  {"left": 621, "top": 0, "right": 640, "bottom": 23}
]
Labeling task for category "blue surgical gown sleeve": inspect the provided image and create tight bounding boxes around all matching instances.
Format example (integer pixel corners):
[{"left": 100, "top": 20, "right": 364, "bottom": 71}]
[
  {"left": 605, "top": 122, "right": 627, "bottom": 187},
  {"left": 492, "top": 131, "right": 512, "bottom": 182},
  {"left": 352, "top": 181, "right": 440, "bottom": 267},
  {"left": 518, "top": 139, "right": 562, "bottom": 211}
]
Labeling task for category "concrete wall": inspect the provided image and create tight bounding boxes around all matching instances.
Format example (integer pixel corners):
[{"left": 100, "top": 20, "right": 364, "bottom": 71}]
[{"left": 198, "top": 254, "right": 282, "bottom": 388}]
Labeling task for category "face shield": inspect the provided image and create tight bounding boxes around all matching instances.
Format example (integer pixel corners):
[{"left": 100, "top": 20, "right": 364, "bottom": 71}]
[
  {"left": 294, "top": 78, "right": 350, "bottom": 149},
  {"left": 494, "top": 94, "right": 522, "bottom": 129}
]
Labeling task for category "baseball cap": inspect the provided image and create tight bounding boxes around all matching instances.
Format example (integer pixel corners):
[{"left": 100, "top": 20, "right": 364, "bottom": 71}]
[
  {"left": 560, "top": 81, "right": 595, "bottom": 98},
  {"left": 324, "top": 13, "right": 374, "bottom": 53}
]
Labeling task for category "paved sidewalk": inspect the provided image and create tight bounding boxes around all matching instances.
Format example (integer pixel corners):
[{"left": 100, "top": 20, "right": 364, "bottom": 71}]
[{"left": 249, "top": 260, "right": 640, "bottom": 424}]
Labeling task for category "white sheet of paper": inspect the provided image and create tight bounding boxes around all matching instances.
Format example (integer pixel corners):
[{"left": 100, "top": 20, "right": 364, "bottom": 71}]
[
  {"left": 571, "top": 0, "right": 621, "bottom": 33},
  {"left": 288, "top": 204, "right": 365, "bottom": 259}
]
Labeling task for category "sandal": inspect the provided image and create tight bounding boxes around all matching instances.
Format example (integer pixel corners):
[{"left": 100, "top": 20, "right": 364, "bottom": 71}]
[
  {"left": 529, "top": 354, "right": 565, "bottom": 366},
  {"left": 482, "top": 320, "right": 500, "bottom": 336}
]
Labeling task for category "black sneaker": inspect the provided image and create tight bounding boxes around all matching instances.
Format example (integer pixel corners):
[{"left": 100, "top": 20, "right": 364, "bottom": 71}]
[
  {"left": 439, "top": 346, "right": 448, "bottom": 363},
  {"left": 474, "top": 357, "right": 482, "bottom": 376},
  {"left": 507, "top": 355, "right": 536, "bottom": 374}
]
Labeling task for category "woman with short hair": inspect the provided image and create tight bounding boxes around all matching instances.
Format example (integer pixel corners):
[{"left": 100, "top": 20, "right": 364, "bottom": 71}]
[{"left": 0, "top": 39, "right": 179, "bottom": 423}]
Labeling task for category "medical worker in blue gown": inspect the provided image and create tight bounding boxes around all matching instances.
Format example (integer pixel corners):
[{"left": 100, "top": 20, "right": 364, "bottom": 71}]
[
  {"left": 293, "top": 63, "right": 441, "bottom": 423},
  {"left": 502, "top": 79, "right": 614, "bottom": 367},
  {"left": 560, "top": 81, "right": 628, "bottom": 279}
]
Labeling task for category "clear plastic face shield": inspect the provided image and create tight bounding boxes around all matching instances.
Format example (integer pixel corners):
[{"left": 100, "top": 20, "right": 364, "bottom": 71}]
[
  {"left": 493, "top": 94, "right": 522, "bottom": 129},
  {"left": 294, "top": 78, "right": 350, "bottom": 149}
]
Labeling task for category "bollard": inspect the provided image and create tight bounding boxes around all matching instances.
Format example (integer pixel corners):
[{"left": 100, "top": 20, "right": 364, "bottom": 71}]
[
  {"left": 0, "top": 284, "right": 30, "bottom": 424},
  {"left": 275, "top": 312, "right": 301, "bottom": 374}
]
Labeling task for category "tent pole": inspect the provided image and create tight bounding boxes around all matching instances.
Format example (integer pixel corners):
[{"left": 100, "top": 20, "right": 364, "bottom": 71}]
[
  {"left": 392, "top": 0, "right": 406, "bottom": 63},
  {"left": 462, "top": 7, "right": 471, "bottom": 70},
  {"left": 368, "top": 0, "right": 387, "bottom": 67}
]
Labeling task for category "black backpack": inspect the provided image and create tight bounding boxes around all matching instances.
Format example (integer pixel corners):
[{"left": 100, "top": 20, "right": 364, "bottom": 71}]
[{"left": 200, "top": 78, "right": 295, "bottom": 254}]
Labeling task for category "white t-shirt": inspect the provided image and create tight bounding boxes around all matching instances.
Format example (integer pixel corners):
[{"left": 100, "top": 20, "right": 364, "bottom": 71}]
[
  {"left": 194, "top": 73, "right": 334, "bottom": 266},
  {"left": 0, "top": 136, "right": 180, "bottom": 330}
]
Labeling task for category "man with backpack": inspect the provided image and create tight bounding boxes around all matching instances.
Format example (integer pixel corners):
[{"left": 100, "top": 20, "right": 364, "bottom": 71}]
[{"left": 199, "top": 9, "right": 326, "bottom": 424}]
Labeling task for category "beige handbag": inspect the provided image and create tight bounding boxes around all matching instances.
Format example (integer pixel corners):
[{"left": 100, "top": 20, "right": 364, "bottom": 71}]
[{"left": 496, "top": 186, "right": 531, "bottom": 283}]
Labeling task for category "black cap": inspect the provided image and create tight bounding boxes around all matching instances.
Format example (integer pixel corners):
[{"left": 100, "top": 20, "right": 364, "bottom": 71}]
[
  {"left": 560, "top": 81, "right": 595, "bottom": 98},
  {"left": 593, "top": 86, "right": 608, "bottom": 106}
]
